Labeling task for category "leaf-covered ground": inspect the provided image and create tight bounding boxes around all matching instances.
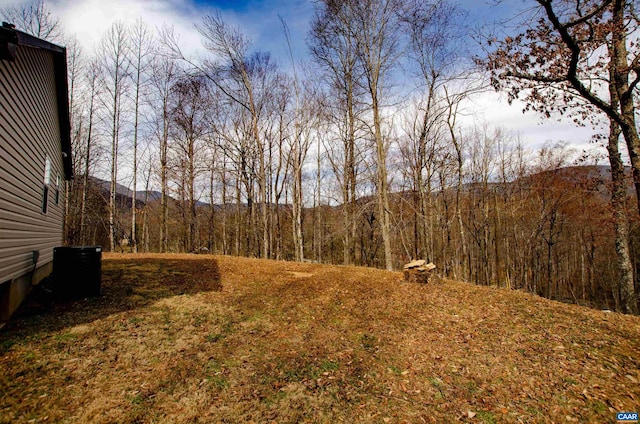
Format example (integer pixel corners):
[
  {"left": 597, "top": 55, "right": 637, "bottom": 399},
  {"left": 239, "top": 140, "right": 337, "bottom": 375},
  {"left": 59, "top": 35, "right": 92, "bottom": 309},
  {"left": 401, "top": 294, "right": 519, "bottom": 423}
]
[{"left": 1, "top": 253, "right": 639, "bottom": 423}]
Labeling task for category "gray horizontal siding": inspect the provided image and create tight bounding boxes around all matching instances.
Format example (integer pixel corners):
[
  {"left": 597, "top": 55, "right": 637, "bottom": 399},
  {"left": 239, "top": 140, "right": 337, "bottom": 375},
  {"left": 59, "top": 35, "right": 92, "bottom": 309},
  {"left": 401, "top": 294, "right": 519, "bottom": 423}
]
[
  {"left": 0, "top": 240, "right": 58, "bottom": 260},
  {"left": 0, "top": 44, "right": 65, "bottom": 284}
]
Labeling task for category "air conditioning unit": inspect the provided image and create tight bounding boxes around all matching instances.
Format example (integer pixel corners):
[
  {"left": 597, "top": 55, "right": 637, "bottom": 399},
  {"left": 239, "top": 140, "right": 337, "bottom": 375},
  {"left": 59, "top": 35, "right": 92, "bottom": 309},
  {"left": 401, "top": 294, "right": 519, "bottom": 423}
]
[{"left": 53, "top": 246, "right": 102, "bottom": 300}]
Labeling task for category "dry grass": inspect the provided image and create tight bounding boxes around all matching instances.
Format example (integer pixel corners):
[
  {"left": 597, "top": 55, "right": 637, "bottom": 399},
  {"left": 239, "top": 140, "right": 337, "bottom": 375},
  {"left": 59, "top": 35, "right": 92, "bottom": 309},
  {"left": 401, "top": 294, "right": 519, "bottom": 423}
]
[{"left": 1, "top": 253, "right": 639, "bottom": 423}]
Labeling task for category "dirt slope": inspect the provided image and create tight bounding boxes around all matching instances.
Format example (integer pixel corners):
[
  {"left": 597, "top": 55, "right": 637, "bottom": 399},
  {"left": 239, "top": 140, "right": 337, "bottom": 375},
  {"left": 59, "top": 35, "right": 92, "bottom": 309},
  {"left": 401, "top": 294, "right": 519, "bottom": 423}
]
[{"left": 1, "top": 253, "right": 639, "bottom": 423}]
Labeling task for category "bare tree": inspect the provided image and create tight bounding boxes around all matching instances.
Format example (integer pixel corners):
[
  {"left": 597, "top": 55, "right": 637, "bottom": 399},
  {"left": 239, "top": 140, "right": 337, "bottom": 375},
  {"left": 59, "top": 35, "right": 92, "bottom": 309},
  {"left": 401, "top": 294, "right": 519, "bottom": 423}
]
[
  {"left": 79, "top": 60, "right": 101, "bottom": 245},
  {"left": 400, "top": 0, "right": 473, "bottom": 271},
  {"left": 149, "top": 53, "right": 179, "bottom": 252},
  {"left": 606, "top": 46, "right": 637, "bottom": 314},
  {"left": 397, "top": 98, "right": 446, "bottom": 262},
  {"left": 128, "top": 19, "right": 154, "bottom": 253},
  {"left": 350, "top": 0, "right": 401, "bottom": 270},
  {"left": 166, "top": 14, "right": 280, "bottom": 258},
  {"left": 139, "top": 150, "right": 154, "bottom": 252},
  {"left": 309, "top": 0, "right": 365, "bottom": 265},
  {"left": 99, "top": 22, "right": 129, "bottom": 251},
  {"left": 261, "top": 75, "right": 292, "bottom": 259},
  {"left": 281, "top": 17, "right": 314, "bottom": 262},
  {"left": 310, "top": 0, "right": 400, "bottom": 270},
  {"left": 63, "top": 36, "right": 84, "bottom": 244},
  {"left": 1, "top": 0, "right": 62, "bottom": 42},
  {"left": 170, "top": 76, "right": 211, "bottom": 252}
]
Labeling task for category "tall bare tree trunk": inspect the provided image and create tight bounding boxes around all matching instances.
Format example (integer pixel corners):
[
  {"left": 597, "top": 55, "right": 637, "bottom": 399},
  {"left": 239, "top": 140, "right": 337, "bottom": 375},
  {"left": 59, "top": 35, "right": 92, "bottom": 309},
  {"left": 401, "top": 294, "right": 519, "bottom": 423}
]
[
  {"left": 129, "top": 20, "right": 152, "bottom": 253},
  {"left": 608, "top": 36, "right": 638, "bottom": 314},
  {"left": 292, "top": 145, "right": 305, "bottom": 261},
  {"left": 281, "top": 17, "right": 305, "bottom": 262},
  {"left": 142, "top": 163, "right": 152, "bottom": 252},
  {"left": 611, "top": 0, "right": 640, "bottom": 218},
  {"left": 315, "top": 137, "right": 322, "bottom": 262},
  {"left": 160, "top": 122, "right": 169, "bottom": 252},
  {"left": 448, "top": 106, "right": 468, "bottom": 280},
  {"left": 79, "top": 159, "right": 89, "bottom": 246},
  {"left": 607, "top": 124, "right": 636, "bottom": 314},
  {"left": 371, "top": 97, "right": 393, "bottom": 270},
  {"left": 80, "top": 65, "right": 97, "bottom": 245},
  {"left": 235, "top": 177, "right": 241, "bottom": 256},
  {"left": 221, "top": 158, "right": 228, "bottom": 255},
  {"left": 253, "top": 113, "right": 269, "bottom": 259},
  {"left": 209, "top": 167, "right": 216, "bottom": 251},
  {"left": 101, "top": 22, "right": 128, "bottom": 252},
  {"left": 109, "top": 108, "right": 119, "bottom": 252},
  {"left": 188, "top": 137, "right": 197, "bottom": 252},
  {"left": 149, "top": 56, "right": 176, "bottom": 253},
  {"left": 352, "top": 0, "right": 399, "bottom": 270},
  {"left": 347, "top": 99, "right": 357, "bottom": 264}
]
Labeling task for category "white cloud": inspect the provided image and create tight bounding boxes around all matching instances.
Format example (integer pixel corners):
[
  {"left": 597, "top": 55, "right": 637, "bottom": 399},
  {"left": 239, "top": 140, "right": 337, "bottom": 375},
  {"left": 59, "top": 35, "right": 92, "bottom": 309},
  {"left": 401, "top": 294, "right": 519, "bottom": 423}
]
[
  {"left": 13, "top": 0, "right": 316, "bottom": 65},
  {"left": 460, "top": 89, "right": 599, "bottom": 151},
  {"left": 1, "top": 0, "right": 602, "bottom": 156},
  {"left": 47, "top": 0, "right": 203, "bottom": 54}
]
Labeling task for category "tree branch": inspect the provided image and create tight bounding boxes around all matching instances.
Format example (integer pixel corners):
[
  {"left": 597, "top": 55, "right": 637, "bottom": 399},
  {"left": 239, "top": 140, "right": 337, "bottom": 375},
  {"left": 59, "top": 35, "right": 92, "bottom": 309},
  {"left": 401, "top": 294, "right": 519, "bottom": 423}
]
[
  {"left": 561, "top": 0, "right": 612, "bottom": 29},
  {"left": 538, "top": 0, "right": 623, "bottom": 125},
  {"left": 506, "top": 71, "right": 566, "bottom": 84}
]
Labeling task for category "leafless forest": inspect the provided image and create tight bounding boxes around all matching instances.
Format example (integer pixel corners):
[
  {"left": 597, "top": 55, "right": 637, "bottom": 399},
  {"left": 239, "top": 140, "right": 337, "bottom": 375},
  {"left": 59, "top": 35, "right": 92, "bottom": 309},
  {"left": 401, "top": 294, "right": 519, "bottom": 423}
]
[{"left": 3, "top": 0, "right": 639, "bottom": 313}]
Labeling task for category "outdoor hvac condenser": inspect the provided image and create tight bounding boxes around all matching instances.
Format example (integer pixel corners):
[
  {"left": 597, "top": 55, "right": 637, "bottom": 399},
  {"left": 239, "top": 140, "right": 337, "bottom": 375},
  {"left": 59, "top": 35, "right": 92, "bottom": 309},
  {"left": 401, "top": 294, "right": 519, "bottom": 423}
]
[{"left": 53, "top": 246, "right": 102, "bottom": 299}]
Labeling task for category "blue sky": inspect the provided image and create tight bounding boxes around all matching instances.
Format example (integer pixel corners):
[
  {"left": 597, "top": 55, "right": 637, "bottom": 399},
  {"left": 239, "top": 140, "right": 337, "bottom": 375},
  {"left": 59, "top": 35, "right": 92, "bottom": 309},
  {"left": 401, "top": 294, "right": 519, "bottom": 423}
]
[
  {"left": 0, "top": 0, "right": 522, "bottom": 65},
  {"left": 0, "top": 0, "right": 600, "bottom": 154}
]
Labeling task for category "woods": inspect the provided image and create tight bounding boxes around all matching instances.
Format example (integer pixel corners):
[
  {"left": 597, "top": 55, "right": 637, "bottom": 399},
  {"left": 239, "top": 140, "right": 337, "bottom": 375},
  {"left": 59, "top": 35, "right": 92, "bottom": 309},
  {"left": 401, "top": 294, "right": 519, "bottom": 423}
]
[{"left": 2, "top": 0, "right": 638, "bottom": 313}]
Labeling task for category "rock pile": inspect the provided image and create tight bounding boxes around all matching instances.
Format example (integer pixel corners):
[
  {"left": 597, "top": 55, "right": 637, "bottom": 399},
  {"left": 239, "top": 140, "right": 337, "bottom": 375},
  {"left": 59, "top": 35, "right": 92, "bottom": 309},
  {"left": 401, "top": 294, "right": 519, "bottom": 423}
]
[{"left": 403, "top": 260, "right": 436, "bottom": 284}]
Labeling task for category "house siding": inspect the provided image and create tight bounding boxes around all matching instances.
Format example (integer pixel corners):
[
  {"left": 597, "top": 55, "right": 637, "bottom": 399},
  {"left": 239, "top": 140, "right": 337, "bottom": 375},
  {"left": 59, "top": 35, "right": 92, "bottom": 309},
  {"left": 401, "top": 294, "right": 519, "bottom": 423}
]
[{"left": 0, "top": 44, "right": 66, "bottom": 285}]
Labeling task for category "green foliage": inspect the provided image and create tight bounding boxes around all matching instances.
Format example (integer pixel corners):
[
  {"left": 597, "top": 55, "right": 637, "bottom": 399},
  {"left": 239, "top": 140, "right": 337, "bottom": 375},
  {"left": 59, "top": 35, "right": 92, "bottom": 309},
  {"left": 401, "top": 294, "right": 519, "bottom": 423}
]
[{"left": 477, "top": 411, "right": 497, "bottom": 424}]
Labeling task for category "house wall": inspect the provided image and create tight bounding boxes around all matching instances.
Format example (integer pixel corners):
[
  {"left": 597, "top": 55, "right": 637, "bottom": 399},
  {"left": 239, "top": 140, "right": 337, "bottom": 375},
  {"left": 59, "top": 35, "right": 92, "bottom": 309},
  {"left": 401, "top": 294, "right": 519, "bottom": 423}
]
[{"left": 0, "top": 43, "right": 66, "bottom": 316}]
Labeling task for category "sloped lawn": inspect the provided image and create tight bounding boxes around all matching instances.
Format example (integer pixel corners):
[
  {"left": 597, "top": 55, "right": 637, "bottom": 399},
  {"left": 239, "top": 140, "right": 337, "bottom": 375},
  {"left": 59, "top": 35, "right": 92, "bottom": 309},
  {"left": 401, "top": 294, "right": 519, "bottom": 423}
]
[{"left": 1, "top": 253, "right": 639, "bottom": 423}]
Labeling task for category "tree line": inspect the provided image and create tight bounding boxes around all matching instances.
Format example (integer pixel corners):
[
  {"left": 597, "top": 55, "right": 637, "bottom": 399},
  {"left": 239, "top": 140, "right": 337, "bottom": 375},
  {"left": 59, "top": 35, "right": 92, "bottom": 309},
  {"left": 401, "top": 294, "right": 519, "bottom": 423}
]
[{"left": 2, "top": 0, "right": 638, "bottom": 313}]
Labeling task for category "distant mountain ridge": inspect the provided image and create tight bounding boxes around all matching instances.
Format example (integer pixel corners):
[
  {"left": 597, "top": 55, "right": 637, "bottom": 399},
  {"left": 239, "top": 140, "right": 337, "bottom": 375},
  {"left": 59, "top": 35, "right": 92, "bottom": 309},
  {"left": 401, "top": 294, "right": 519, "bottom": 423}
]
[
  {"left": 87, "top": 165, "right": 633, "bottom": 210},
  {"left": 89, "top": 176, "right": 207, "bottom": 207},
  {"left": 529, "top": 164, "right": 634, "bottom": 195}
]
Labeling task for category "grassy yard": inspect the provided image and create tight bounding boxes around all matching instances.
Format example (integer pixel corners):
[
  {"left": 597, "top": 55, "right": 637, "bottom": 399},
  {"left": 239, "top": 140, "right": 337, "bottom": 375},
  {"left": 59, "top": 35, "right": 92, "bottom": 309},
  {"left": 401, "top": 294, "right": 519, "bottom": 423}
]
[{"left": 1, "top": 253, "right": 639, "bottom": 423}]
